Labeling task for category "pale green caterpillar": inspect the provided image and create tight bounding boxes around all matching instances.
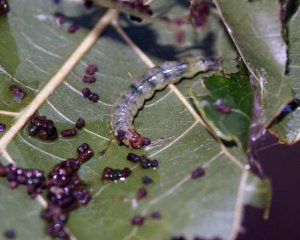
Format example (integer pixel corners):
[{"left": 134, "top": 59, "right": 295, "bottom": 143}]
[{"left": 111, "top": 56, "right": 221, "bottom": 148}]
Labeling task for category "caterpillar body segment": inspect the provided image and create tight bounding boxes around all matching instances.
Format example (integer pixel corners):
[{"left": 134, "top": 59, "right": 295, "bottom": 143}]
[{"left": 111, "top": 56, "right": 222, "bottom": 149}]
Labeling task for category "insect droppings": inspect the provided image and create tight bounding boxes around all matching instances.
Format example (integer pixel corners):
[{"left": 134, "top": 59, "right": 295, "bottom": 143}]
[
  {"left": 86, "top": 64, "right": 98, "bottom": 75},
  {"left": 83, "top": 0, "right": 94, "bottom": 9},
  {"left": 102, "top": 167, "right": 131, "bottom": 182},
  {"left": 82, "top": 75, "right": 96, "bottom": 83},
  {"left": 131, "top": 215, "right": 145, "bottom": 226},
  {"left": 77, "top": 143, "right": 94, "bottom": 162},
  {"left": 142, "top": 175, "right": 153, "bottom": 185},
  {"left": 215, "top": 99, "right": 232, "bottom": 114},
  {"left": 54, "top": 12, "right": 65, "bottom": 25},
  {"left": 140, "top": 156, "right": 159, "bottom": 169},
  {"left": 111, "top": 56, "right": 221, "bottom": 148},
  {"left": 150, "top": 211, "right": 161, "bottom": 219},
  {"left": 75, "top": 117, "right": 85, "bottom": 129},
  {"left": 136, "top": 187, "right": 147, "bottom": 200},
  {"left": 0, "top": 0, "right": 9, "bottom": 15},
  {"left": 82, "top": 88, "right": 99, "bottom": 102},
  {"left": 0, "top": 123, "right": 6, "bottom": 132},
  {"left": 88, "top": 92, "right": 99, "bottom": 102},
  {"left": 3, "top": 230, "right": 16, "bottom": 239},
  {"left": 127, "top": 153, "right": 141, "bottom": 163},
  {"left": 82, "top": 87, "right": 91, "bottom": 97},
  {"left": 68, "top": 22, "right": 79, "bottom": 33},
  {"left": 191, "top": 167, "right": 205, "bottom": 179},
  {"left": 9, "top": 84, "right": 26, "bottom": 100},
  {"left": 28, "top": 116, "right": 58, "bottom": 140},
  {"left": 61, "top": 128, "right": 77, "bottom": 137},
  {"left": 171, "top": 235, "right": 186, "bottom": 240}
]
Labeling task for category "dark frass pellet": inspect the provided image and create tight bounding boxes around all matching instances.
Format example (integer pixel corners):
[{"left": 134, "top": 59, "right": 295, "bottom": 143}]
[
  {"left": 43, "top": 158, "right": 91, "bottom": 239},
  {"left": 150, "top": 211, "right": 161, "bottom": 219},
  {"left": 77, "top": 143, "right": 94, "bottom": 162},
  {"left": 171, "top": 235, "right": 186, "bottom": 240},
  {"left": 136, "top": 187, "right": 147, "bottom": 200},
  {"left": 191, "top": 167, "right": 205, "bottom": 179},
  {"left": 141, "top": 137, "right": 151, "bottom": 147},
  {"left": 190, "top": 0, "right": 210, "bottom": 28},
  {"left": 75, "top": 117, "right": 85, "bottom": 129},
  {"left": 78, "top": 149, "right": 94, "bottom": 163},
  {"left": 140, "top": 156, "right": 159, "bottom": 169},
  {"left": 0, "top": 0, "right": 9, "bottom": 15},
  {"left": 150, "top": 159, "right": 159, "bottom": 168},
  {"left": 77, "top": 143, "right": 90, "bottom": 154},
  {"left": 86, "top": 64, "right": 98, "bottom": 75},
  {"left": 102, "top": 167, "right": 131, "bottom": 181},
  {"left": 0, "top": 158, "right": 91, "bottom": 240},
  {"left": 130, "top": 15, "right": 142, "bottom": 22},
  {"left": 28, "top": 116, "right": 58, "bottom": 140},
  {"left": 127, "top": 153, "right": 141, "bottom": 163},
  {"left": 2, "top": 163, "right": 46, "bottom": 198},
  {"left": 215, "top": 99, "right": 231, "bottom": 114},
  {"left": 83, "top": 0, "right": 94, "bottom": 9},
  {"left": 0, "top": 123, "right": 6, "bottom": 132},
  {"left": 82, "top": 88, "right": 91, "bottom": 98},
  {"left": 54, "top": 12, "right": 65, "bottom": 25},
  {"left": 3, "top": 230, "right": 16, "bottom": 239},
  {"left": 131, "top": 215, "right": 145, "bottom": 226},
  {"left": 142, "top": 175, "right": 153, "bottom": 185},
  {"left": 82, "top": 75, "right": 96, "bottom": 83},
  {"left": 68, "top": 22, "right": 79, "bottom": 33},
  {"left": 61, "top": 128, "right": 77, "bottom": 137},
  {"left": 88, "top": 92, "right": 99, "bottom": 102},
  {"left": 9, "top": 84, "right": 26, "bottom": 99}
]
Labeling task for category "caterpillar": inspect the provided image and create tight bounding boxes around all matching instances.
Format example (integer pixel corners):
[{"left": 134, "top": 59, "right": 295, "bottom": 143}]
[{"left": 111, "top": 56, "right": 222, "bottom": 149}]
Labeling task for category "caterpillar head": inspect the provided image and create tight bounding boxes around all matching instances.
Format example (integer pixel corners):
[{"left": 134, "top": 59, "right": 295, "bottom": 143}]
[{"left": 116, "top": 129, "right": 151, "bottom": 149}]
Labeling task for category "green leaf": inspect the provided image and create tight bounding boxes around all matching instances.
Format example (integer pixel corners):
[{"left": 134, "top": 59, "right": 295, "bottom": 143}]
[
  {"left": 214, "top": 0, "right": 292, "bottom": 128},
  {"left": 191, "top": 67, "right": 253, "bottom": 151},
  {"left": 0, "top": 1, "right": 270, "bottom": 239},
  {"left": 269, "top": 6, "right": 300, "bottom": 144}
]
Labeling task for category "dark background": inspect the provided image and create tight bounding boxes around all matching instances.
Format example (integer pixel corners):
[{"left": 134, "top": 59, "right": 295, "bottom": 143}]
[{"left": 238, "top": 132, "right": 300, "bottom": 240}]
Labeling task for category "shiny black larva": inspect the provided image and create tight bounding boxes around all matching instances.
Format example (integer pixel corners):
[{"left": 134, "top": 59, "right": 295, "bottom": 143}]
[{"left": 111, "top": 56, "right": 221, "bottom": 148}]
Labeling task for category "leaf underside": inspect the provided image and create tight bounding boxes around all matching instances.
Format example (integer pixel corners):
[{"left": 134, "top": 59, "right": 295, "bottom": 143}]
[{"left": 0, "top": 0, "right": 273, "bottom": 239}]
